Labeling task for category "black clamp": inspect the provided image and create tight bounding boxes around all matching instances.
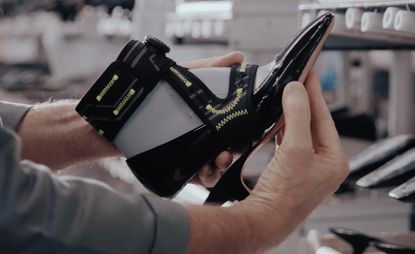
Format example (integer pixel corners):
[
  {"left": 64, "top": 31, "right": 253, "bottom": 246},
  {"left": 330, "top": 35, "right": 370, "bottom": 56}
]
[{"left": 144, "top": 35, "right": 170, "bottom": 54}]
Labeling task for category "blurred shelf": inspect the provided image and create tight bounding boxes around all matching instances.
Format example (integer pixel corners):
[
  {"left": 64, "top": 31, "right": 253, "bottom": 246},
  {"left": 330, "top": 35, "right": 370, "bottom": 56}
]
[
  {"left": 299, "top": 1, "right": 415, "bottom": 50},
  {"left": 299, "top": 1, "right": 415, "bottom": 11},
  {"left": 324, "top": 33, "right": 415, "bottom": 50}
]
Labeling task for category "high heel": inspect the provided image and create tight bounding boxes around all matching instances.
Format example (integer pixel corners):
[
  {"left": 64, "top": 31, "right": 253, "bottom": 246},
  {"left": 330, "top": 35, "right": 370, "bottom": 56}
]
[
  {"left": 76, "top": 13, "right": 334, "bottom": 200},
  {"left": 371, "top": 241, "right": 415, "bottom": 254},
  {"left": 206, "top": 13, "right": 334, "bottom": 203},
  {"left": 347, "top": 135, "right": 415, "bottom": 182},
  {"left": 356, "top": 148, "right": 415, "bottom": 189},
  {"left": 329, "top": 227, "right": 382, "bottom": 254},
  {"left": 330, "top": 227, "right": 415, "bottom": 254},
  {"left": 389, "top": 177, "right": 415, "bottom": 202}
]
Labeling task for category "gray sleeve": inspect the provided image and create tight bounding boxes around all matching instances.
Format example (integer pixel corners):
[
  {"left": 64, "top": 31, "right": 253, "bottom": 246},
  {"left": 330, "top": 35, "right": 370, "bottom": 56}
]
[
  {"left": 0, "top": 128, "right": 190, "bottom": 254},
  {"left": 0, "top": 101, "right": 31, "bottom": 130}
]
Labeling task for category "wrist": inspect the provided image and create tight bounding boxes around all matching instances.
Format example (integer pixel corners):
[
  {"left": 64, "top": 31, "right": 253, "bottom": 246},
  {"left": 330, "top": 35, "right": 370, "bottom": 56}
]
[
  {"left": 19, "top": 100, "right": 120, "bottom": 170},
  {"left": 247, "top": 157, "right": 320, "bottom": 222},
  {"left": 186, "top": 203, "right": 267, "bottom": 254},
  {"left": 65, "top": 102, "right": 121, "bottom": 159},
  {"left": 239, "top": 189, "right": 313, "bottom": 246}
]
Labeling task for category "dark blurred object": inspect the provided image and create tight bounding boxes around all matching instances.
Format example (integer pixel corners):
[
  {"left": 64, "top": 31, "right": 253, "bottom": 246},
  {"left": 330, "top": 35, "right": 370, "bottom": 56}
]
[
  {"left": 357, "top": 148, "right": 415, "bottom": 189},
  {"left": 85, "top": 0, "right": 134, "bottom": 13},
  {"left": 329, "top": 227, "right": 415, "bottom": 254},
  {"left": 330, "top": 107, "right": 376, "bottom": 141},
  {"left": 335, "top": 181, "right": 355, "bottom": 195},
  {"left": 0, "top": 64, "right": 48, "bottom": 91},
  {"left": 53, "top": 0, "right": 82, "bottom": 21},
  {"left": 347, "top": 135, "right": 415, "bottom": 181},
  {"left": 0, "top": 0, "right": 134, "bottom": 20},
  {"left": 329, "top": 227, "right": 382, "bottom": 254},
  {"left": 389, "top": 177, "right": 415, "bottom": 203},
  {"left": 0, "top": 0, "right": 50, "bottom": 16},
  {"left": 373, "top": 70, "right": 389, "bottom": 100},
  {"left": 371, "top": 241, "right": 415, "bottom": 254},
  {"left": 52, "top": 0, "right": 134, "bottom": 20}
]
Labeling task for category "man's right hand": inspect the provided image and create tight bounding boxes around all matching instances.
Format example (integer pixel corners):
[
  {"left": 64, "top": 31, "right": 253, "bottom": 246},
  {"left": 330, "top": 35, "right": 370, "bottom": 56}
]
[
  {"left": 243, "top": 70, "right": 349, "bottom": 247},
  {"left": 186, "top": 70, "right": 348, "bottom": 254}
]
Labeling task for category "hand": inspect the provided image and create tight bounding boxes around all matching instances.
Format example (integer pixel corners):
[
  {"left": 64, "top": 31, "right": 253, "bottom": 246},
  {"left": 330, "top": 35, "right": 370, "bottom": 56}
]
[
  {"left": 185, "top": 71, "right": 349, "bottom": 254},
  {"left": 181, "top": 51, "right": 245, "bottom": 188},
  {"left": 244, "top": 70, "right": 349, "bottom": 246}
]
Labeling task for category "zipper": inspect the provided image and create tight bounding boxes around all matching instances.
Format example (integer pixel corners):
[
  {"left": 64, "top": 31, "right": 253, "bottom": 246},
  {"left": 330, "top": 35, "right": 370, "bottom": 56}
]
[
  {"left": 113, "top": 88, "right": 136, "bottom": 116},
  {"left": 96, "top": 74, "right": 119, "bottom": 102},
  {"left": 170, "top": 66, "right": 192, "bottom": 87}
]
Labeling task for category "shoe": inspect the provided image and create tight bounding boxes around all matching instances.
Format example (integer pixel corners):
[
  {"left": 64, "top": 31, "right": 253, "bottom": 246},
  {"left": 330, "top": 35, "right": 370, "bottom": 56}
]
[
  {"left": 76, "top": 13, "right": 334, "bottom": 201},
  {"left": 356, "top": 148, "right": 415, "bottom": 189},
  {"left": 347, "top": 135, "right": 415, "bottom": 182},
  {"left": 330, "top": 227, "right": 415, "bottom": 254},
  {"left": 371, "top": 240, "right": 415, "bottom": 254},
  {"left": 389, "top": 176, "right": 415, "bottom": 202},
  {"left": 329, "top": 227, "right": 382, "bottom": 254}
]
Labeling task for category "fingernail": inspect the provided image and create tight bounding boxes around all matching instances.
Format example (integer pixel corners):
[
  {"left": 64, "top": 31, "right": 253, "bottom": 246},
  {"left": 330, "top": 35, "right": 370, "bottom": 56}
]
[{"left": 283, "top": 82, "right": 307, "bottom": 106}]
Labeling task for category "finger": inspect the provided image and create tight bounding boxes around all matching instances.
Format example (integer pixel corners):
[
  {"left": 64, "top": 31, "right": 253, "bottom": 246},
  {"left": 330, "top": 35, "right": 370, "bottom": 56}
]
[
  {"left": 180, "top": 51, "right": 244, "bottom": 69},
  {"left": 192, "top": 165, "right": 212, "bottom": 185},
  {"left": 181, "top": 58, "right": 215, "bottom": 69},
  {"left": 214, "top": 151, "right": 233, "bottom": 169},
  {"left": 304, "top": 70, "right": 341, "bottom": 150},
  {"left": 280, "top": 82, "right": 313, "bottom": 150},
  {"left": 197, "top": 165, "right": 221, "bottom": 188},
  {"left": 207, "top": 51, "right": 244, "bottom": 67},
  {"left": 190, "top": 175, "right": 202, "bottom": 185}
]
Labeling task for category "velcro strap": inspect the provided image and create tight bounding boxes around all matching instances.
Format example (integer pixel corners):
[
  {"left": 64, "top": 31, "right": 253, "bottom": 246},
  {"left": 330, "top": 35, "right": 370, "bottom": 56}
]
[{"left": 76, "top": 40, "right": 175, "bottom": 141}]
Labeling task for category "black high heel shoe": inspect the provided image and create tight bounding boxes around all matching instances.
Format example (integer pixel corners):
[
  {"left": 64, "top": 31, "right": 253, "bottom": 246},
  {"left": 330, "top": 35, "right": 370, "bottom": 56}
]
[
  {"left": 371, "top": 241, "right": 415, "bottom": 254},
  {"left": 76, "top": 13, "right": 334, "bottom": 201},
  {"left": 329, "top": 227, "right": 382, "bottom": 254},
  {"left": 205, "top": 13, "right": 334, "bottom": 203},
  {"left": 347, "top": 135, "right": 415, "bottom": 182},
  {"left": 389, "top": 177, "right": 415, "bottom": 202},
  {"left": 356, "top": 148, "right": 415, "bottom": 189}
]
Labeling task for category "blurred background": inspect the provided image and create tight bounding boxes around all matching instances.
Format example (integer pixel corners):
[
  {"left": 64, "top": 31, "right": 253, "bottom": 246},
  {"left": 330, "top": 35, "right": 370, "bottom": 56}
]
[{"left": 1, "top": 0, "right": 415, "bottom": 253}]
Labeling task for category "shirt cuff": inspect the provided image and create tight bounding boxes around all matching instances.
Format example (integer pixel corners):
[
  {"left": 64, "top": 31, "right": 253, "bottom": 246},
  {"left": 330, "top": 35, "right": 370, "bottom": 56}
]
[
  {"left": 0, "top": 101, "right": 31, "bottom": 131},
  {"left": 144, "top": 195, "right": 190, "bottom": 254}
]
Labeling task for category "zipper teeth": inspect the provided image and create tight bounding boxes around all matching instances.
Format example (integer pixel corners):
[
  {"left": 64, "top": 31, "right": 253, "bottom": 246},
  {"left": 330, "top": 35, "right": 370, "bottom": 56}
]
[
  {"left": 170, "top": 67, "right": 192, "bottom": 87},
  {"left": 240, "top": 63, "right": 247, "bottom": 73},
  {"left": 216, "top": 109, "right": 248, "bottom": 130},
  {"left": 207, "top": 89, "right": 245, "bottom": 115},
  {"left": 113, "top": 89, "right": 136, "bottom": 116},
  {"left": 97, "top": 74, "right": 119, "bottom": 102}
]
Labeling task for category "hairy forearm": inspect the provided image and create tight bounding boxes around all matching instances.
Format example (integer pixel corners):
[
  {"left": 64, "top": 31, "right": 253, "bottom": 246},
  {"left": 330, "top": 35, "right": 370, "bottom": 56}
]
[
  {"left": 18, "top": 100, "right": 120, "bottom": 170},
  {"left": 186, "top": 196, "right": 309, "bottom": 254}
]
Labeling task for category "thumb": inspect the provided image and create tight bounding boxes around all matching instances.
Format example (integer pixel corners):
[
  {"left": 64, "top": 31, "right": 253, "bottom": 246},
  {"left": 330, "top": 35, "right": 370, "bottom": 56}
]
[{"left": 280, "top": 82, "right": 313, "bottom": 150}]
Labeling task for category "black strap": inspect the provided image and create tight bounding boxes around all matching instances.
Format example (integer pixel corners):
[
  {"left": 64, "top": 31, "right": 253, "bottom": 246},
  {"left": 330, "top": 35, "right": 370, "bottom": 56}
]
[{"left": 76, "top": 40, "right": 175, "bottom": 141}]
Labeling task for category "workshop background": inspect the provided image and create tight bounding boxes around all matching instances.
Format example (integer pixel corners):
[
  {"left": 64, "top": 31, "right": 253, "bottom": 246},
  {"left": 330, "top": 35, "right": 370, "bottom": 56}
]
[{"left": 1, "top": 0, "right": 415, "bottom": 253}]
